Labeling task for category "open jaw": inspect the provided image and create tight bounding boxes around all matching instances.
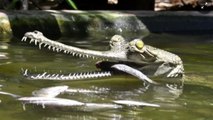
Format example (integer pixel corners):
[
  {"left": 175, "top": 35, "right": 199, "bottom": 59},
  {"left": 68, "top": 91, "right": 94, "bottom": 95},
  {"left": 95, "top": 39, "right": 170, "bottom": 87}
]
[{"left": 21, "top": 31, "right": 156, "bottom": 84}]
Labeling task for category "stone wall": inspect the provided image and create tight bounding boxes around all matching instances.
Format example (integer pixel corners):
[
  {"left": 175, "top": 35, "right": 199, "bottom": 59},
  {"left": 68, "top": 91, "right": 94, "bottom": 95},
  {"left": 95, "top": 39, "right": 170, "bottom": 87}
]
[{"left": 0, "top": 10, "right": 149, "bottom": 40}]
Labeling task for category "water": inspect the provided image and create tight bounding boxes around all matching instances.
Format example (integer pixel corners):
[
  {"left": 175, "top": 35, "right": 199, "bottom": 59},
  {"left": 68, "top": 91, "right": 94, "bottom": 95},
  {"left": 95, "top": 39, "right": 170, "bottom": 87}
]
[{"left": 0, "top": 34, "right": 213, "bottom": 120}]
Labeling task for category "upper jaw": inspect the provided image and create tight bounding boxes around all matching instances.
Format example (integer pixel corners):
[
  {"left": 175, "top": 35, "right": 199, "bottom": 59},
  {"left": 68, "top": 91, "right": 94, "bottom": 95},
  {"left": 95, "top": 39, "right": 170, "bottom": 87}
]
[{"left": 22, "top": 31, "right": 155, "bottom": 65}]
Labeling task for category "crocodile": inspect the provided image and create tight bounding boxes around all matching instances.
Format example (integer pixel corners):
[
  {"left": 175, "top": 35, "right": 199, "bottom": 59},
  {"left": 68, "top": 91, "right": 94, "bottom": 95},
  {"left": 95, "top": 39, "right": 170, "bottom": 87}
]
[{"left": 21, "top": 31, "right": 184, "bottom": 85}]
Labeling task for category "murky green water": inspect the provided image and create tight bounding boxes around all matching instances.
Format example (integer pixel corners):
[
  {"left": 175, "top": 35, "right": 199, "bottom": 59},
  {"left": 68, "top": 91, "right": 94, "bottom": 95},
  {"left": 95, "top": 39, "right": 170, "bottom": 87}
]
[{"left": 0, "top": 34, "right": 213, "bottom": 120}]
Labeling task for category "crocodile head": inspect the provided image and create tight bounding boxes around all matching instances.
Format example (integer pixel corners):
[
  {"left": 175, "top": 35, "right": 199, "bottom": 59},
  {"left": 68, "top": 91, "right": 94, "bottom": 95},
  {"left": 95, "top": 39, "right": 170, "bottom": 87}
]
[{"left": 21, "top": 31, "right": 184, "bottom": 84}]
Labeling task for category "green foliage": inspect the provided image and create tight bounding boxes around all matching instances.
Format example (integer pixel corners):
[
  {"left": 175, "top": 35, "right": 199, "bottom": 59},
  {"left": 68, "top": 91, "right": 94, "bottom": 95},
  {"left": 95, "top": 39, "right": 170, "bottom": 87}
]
[{"left": 65, "top": 0, "right": 78, "bottom": 10}]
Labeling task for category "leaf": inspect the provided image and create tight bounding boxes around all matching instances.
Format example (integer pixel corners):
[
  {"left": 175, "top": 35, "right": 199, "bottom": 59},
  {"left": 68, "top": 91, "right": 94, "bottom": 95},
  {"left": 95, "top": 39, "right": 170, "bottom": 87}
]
[{"left": 65, "top": 0, "right": 78, "bottom": 10}]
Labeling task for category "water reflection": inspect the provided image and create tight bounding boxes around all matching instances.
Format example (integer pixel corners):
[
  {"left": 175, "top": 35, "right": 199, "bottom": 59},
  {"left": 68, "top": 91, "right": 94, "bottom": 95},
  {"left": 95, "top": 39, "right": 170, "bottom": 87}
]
[{"left": 0, "top": 42, "right": 10, "bottom": 66}]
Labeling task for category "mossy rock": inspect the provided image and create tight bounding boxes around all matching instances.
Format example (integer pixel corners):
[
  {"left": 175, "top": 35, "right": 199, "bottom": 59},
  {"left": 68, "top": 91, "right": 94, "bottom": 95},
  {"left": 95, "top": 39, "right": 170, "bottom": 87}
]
[{"left": 0, "top": 10, "right": 149, "bottom": 40}]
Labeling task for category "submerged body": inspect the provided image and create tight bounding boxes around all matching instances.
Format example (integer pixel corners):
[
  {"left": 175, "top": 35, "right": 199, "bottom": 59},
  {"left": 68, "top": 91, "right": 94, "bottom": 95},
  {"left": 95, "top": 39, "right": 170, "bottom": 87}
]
[{"left": 21, "top": 31, "right": 184, "bottom": 83}]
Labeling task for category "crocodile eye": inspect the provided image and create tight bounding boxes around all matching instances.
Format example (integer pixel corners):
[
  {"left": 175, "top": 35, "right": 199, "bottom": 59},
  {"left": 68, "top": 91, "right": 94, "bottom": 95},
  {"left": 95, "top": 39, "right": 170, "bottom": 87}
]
[{"left": 135, "top": 40, "right": 144, "bottom": 49}]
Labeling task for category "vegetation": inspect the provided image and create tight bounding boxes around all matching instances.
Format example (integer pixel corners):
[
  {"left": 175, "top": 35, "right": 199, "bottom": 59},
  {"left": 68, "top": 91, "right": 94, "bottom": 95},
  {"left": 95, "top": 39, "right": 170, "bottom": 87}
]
[
  {"left": 0, "top": 0, "right": 155, "bottom": 10},
  {"left": 0, "top": 0, "right": 78, "bottom": 10}
]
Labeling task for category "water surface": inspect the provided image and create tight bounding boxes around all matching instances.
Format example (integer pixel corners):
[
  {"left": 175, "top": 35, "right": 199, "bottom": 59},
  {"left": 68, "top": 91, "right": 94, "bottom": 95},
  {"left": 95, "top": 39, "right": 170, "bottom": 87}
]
[{"left": 0, "top": 34, "right": 213, "bottom": 120}]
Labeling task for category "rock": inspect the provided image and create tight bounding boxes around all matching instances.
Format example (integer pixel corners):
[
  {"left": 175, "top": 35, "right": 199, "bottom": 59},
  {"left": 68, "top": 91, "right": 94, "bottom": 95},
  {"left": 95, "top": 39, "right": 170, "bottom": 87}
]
[
  {"left": 0, "top": 10, "right": 149, "bottom": 40},
  {"left": 155, "top": 0, "right": 213, "bottom": 11}
]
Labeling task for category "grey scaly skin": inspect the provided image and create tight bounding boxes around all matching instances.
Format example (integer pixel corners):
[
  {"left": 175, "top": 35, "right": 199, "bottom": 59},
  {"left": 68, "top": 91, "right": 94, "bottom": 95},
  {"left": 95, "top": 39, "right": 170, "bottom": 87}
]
[{"left": 21, "top": 31, "right": 184, "bottom": 84}]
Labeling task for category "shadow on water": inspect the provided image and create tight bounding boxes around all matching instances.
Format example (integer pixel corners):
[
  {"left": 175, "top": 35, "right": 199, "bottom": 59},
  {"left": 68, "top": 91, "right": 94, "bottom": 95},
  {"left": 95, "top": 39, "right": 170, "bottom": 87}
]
[{"left": 0, "top": 33, "right": 213, "bottom": 119}]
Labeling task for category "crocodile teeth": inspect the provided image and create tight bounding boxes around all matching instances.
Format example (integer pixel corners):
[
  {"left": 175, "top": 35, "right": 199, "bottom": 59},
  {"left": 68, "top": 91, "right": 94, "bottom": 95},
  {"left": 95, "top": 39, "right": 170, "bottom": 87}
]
[
  {"left": 35, "top": 74, "right": 43, "bottom": 79},
  {"left": 51, "top": 74, "right": 56, "bottom": 77},
  {"left": 29, "top": 39, "right": 35, "bottom": 43},
  {"left": 45, "top": 74, "right": 51, "bottom": 78},
  {"left": 52, "top": 47, "right": 56, "bottom": 51},
  {"left": 21, "top": 37, "right": 27, "bottom": 41},
  {"left": 78, "top": 54, "right": 81, "bottom": 57},
  {"left": 85, "top": 55, "right": 89, "bottom": 58},
  {"left": 48, "top": 45, "right": 52, "bottom": 50},
  {"left": 71, "top": 52, "right": 76, "bottom": 56},
  {"left": 34, "top": 40, "right": 38, "bottom": 45},
  {"left": 55, "top": 74, "right": 59, "bottom": 78},
  {"left": 39, "top": 43, "right": 43, "bottom": 49},
  {"left": 56, "top": 48, "right": 60, "bottom": 52},
  {"left": 44, "top": 44, "right": 48, "bottom": 47},
  {"left": 40, "top": 72, "right": 47, "bottom": 78},
  {"left": 23, "top": 70, "right": 112, "bottom": 80},
  {"left": 22, "top": 69, "right": 29, "bottom": 76}
]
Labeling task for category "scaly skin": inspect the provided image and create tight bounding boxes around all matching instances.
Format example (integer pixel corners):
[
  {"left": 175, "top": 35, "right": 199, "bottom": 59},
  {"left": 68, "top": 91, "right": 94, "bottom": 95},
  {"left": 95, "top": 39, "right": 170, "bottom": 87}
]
[{"left": 21, "top": 30, "right": 184, "bottom": 83}]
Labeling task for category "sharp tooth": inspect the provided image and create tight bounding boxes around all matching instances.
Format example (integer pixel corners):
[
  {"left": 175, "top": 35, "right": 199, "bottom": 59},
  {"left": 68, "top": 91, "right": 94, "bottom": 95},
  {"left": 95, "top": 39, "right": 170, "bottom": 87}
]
[
  {"left": 60, "top": 75, "right": 64, "bottom": 79},
  {"left": 39, "top": 43, "right": 43, "bottom": 49},
  {"left": 45, "top": 74, "right": 51, "bottom": 78},
  {"left": 51, "top": 74, "right": 56, "bottom": 77},
  {"left": 68, "top": 73, "right": 72, "bottom": 77},
  {"left": 76, "top": 73, "right": 80, "bottom": 79},
  {"left": 36, "top": 74, "right": 41, "bottom": 79},
  {"left": 55, "top": 74, "right": 59, "bottom": 78},
  {"left": 44, "top": 44, "right": 48, "bottom": 47},
  {"left": 69, "top": 74, "right": 73, "bottom": 79},
  {"left": 53, "top": 77, "right": 58, "bottom": 80},
  {"left": 23, "top": 69, "right": 28, "bottom": 76},
  {"left": 21, "top": 37, "right": 27, "bottom": 41},
  {"left": 34, "top": 40, "right": 38, "bottom": 45},
  {"left": 48, "top": 45, "right": 52, "bottom": 50},
  {"left": 40, "top": 72, "right": 47, "bottom": 78},
  {"left": 52, "top": 47, "right": 56, "bottom": 51},
  {"left": 21, "top": 37, "right": 24, "bottom": 41},
  {"left": 79, "top": 54, "right": 82, "bottom": 57},
  {"left": 30, "top": 39, "right": 34, "bottom": 43},
  {"left": 80, "top": 73, "right": 84, "bottom": 79},
  {"left": 71, "top": 52, "right": 76, "bottom": 56}
]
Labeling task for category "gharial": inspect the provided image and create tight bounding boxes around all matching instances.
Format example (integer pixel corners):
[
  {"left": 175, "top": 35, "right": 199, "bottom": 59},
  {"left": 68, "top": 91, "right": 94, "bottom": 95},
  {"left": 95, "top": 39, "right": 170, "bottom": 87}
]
[{"left": 21, "top": 30, "right": 184, "bottom": 85}]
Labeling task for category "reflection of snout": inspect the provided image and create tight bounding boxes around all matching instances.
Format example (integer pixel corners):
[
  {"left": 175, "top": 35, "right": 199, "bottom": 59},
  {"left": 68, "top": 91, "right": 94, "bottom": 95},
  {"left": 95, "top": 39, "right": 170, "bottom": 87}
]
[{"left": 0, "top": 52, "right": 8, "bottom": 59}]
